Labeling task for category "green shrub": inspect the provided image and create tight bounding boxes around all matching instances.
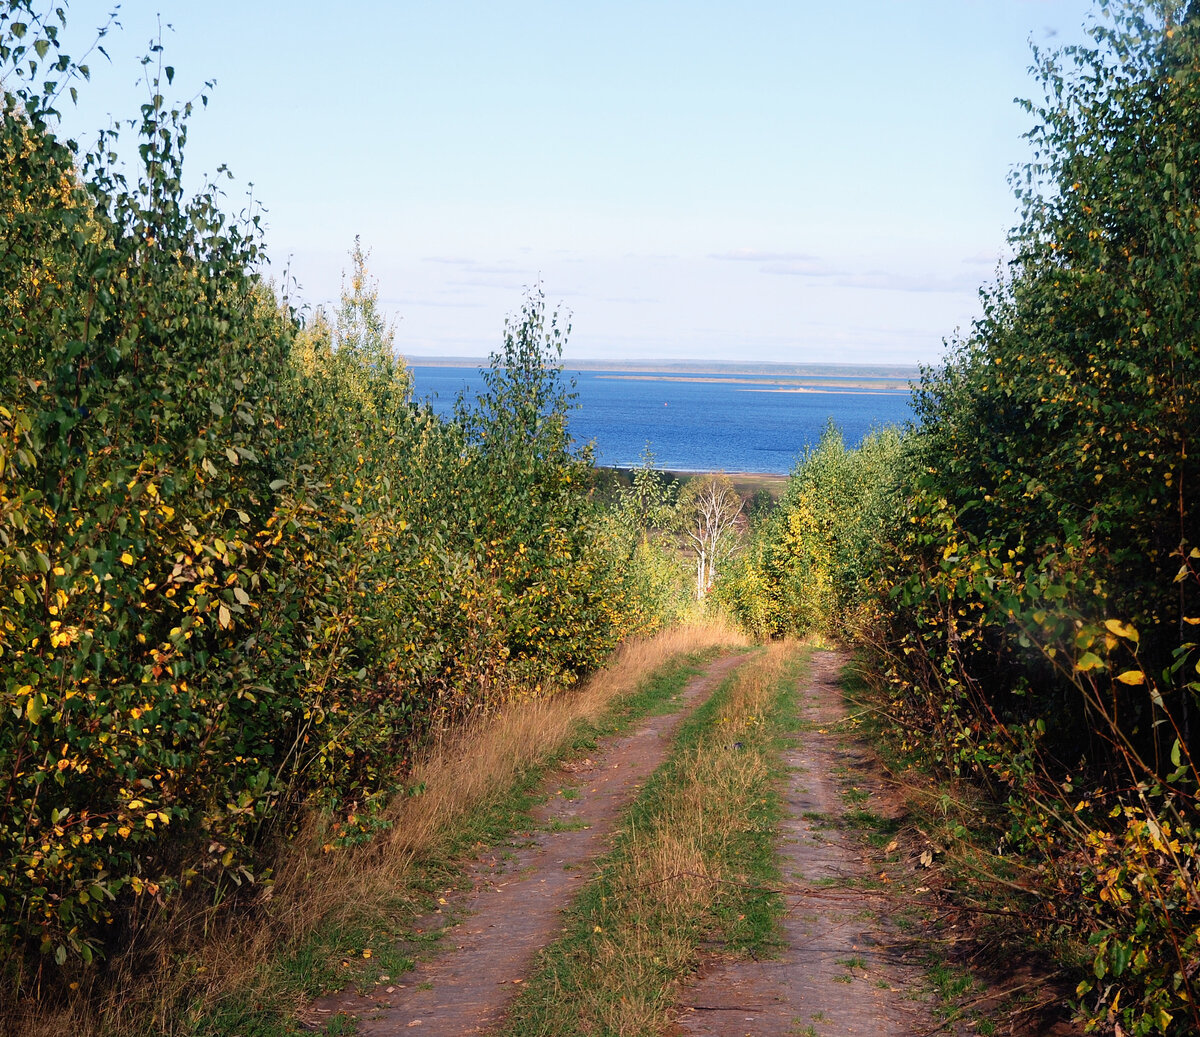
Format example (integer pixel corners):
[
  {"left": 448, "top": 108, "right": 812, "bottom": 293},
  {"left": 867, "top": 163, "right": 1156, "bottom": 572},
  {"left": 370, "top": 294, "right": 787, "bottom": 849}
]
[
  {"left": 873, "top": 4, "right": 1200, "bottom": 1032},
  {"left": 717, "top": 423, "right": 906, "bottom": 639}
]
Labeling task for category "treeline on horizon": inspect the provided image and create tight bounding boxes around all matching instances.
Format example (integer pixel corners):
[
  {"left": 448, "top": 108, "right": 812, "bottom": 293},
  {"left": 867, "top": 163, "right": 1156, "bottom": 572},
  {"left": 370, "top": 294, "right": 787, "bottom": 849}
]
[{"left": 3, "top": 1, "right": 1199, "bottom": 1035}]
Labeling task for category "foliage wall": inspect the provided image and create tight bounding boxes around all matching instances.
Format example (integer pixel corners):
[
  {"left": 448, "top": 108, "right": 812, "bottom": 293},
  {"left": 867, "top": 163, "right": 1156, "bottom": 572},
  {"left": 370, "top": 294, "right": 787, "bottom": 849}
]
[
  {"left": 864, "top": 4, "right": 1200, "bottom": 1032},
  {"left": 0, "top": 4, "right": 639, "bottom": 998}
]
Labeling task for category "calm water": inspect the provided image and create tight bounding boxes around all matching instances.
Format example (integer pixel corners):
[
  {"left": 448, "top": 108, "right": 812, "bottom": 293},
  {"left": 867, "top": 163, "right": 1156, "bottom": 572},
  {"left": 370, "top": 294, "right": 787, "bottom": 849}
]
[{"left": 411, "top": 366, "right": 915, "bottom": 476}]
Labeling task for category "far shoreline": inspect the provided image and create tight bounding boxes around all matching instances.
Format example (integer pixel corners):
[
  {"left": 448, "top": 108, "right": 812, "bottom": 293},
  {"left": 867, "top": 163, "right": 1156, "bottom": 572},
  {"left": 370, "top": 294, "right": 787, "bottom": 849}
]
[{"left": 597, "top": 466, "right": 790, "bottom": 499}]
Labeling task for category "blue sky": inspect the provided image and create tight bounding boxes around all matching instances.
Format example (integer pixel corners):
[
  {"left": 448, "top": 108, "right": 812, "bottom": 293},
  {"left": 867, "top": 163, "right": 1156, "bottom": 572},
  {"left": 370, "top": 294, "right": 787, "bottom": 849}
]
[{"left": 53, "top": 1, "right": 1100, "bottom": 364}]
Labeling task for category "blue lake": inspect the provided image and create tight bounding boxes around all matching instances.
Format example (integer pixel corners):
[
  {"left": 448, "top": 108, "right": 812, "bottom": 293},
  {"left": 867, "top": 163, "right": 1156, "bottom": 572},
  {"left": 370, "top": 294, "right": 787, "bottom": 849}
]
[{"left": 410, "top": 366, "right": 916, "bottom": 476}]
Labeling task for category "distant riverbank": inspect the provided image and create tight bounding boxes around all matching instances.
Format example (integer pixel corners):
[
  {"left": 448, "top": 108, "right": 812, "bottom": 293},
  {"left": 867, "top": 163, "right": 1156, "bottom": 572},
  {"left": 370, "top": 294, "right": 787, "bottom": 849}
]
[{"left": 403, "top": 355, "right": 922, "bottom": 381}]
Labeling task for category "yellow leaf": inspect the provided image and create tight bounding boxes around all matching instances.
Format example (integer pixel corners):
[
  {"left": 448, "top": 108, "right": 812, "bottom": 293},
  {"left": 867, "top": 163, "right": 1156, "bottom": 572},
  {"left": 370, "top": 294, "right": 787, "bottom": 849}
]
[
  {"left": 1103, "top": 619, "right": 1139, "bottom": 643},
  {"left": 1075, "top": 652, "right": 1104, "bottom": 673},
  {"left": 1115, "top": 670, "right": 1145, "bottom": 686},
  {"left": 120, "top": 552, "right": 134, "bottom": 565}
]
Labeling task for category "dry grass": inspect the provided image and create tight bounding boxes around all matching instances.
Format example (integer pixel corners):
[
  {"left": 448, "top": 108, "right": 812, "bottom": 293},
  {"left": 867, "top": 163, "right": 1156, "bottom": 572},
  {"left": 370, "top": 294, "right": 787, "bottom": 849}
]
[
  {"left": 14, "top": 618, "right": 747, "bottom": 1037},
  {"left": 502, "top": 640, "right": 803, "bottom": 1037}
]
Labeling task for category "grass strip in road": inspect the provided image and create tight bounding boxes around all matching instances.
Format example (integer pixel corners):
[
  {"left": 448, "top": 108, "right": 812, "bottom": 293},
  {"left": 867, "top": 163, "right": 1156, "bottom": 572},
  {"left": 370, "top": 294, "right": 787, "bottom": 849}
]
[{"left": 500, "top": 640, "right": 810, "bottom": 1037}]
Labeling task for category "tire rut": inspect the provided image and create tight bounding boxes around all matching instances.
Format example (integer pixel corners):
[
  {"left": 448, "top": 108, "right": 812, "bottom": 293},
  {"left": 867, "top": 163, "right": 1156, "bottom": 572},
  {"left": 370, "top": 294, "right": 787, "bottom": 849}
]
[
  {"left": 671, "top": 649, "right": 942, "bottom": 1037},
  {"left": 304, "top": 652, "right": 750, "bottom": 1036}
]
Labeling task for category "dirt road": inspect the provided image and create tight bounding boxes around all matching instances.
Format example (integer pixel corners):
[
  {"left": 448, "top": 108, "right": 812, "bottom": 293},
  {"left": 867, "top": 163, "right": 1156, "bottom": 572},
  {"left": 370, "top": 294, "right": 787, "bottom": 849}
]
[
  {"left": 306, "top": 649, "right": 980, "bottom": 1036},
  {"left": 306, "top": 653, "right": 748, "bottom": 1036}
]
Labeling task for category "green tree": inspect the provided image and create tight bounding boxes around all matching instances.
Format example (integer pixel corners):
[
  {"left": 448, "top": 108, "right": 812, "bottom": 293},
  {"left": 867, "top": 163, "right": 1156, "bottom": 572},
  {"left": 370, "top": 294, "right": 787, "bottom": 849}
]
[
  {"left": 453, "top": 287, "right": 619, "bottom": 682},
  {"left": 880, "top": 4, "right": 1200, "bottom": 1031},
  {"left": 604, "top": 446, "right": 691, "bottom": 631},
  {"left": 715, "top": 424, "right": 905, "bottom": 638},
  {"left": 907, "top": 0, "right": 1200, "bottom": 764},
  {"left": 618, "top": 444, "right": 679, "bottom": 542}
]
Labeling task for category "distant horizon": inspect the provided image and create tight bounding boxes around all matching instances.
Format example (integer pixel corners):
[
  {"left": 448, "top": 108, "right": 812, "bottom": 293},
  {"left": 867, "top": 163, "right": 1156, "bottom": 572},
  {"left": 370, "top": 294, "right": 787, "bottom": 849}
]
[{"left": 402, "top": 355, "right": 925, "bottom": 378}]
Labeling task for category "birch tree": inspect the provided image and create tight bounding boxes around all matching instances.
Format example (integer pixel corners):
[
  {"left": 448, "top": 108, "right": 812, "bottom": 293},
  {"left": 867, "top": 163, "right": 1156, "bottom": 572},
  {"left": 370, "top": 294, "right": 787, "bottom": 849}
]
[{"left": 677, "top": 473, "right": 743, "bottom": 599}]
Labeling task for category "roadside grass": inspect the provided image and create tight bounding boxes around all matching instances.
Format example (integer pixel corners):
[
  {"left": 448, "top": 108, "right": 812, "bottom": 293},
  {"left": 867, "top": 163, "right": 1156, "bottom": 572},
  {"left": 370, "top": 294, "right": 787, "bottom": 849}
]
[
  {"left": 498, "top": 640, "right": 809, "bottom": 1037},
  {"left": 18, "top": 619, "right": 748, "bottom": 1037},
  {"left": 834, "top": 656, "right": 1082, "bottom": 1034}
]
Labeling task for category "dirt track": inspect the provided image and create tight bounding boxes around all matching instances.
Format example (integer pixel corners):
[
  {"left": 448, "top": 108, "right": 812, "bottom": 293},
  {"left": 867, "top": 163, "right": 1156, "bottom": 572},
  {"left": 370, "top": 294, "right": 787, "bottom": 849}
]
[
  {"left": 305, "top": 653, "right": 748, "bottom": 1036},
  {"left": 670, "top": 649, "right": 941, "bottom": 1036},
  {"left": 305, "top": 650, "right": 980, "bottom": 1036}
]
